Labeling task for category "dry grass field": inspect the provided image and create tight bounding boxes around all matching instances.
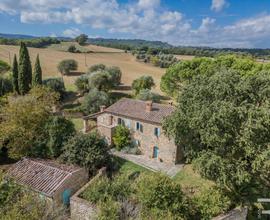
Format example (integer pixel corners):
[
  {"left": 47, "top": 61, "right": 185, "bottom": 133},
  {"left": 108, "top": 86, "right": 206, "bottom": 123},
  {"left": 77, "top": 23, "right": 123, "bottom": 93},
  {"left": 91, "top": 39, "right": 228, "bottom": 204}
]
[
  {"left": 0, "top": 44, "right": 165, "bottom": 93},
  {"left": 175, "top": 54, "right": 195, "bottom": 61}
]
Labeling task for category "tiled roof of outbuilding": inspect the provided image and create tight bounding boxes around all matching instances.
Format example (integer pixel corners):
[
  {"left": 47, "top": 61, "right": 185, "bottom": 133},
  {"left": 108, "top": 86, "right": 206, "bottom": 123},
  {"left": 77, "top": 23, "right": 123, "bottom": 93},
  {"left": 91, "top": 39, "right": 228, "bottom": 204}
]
[
  {"left": 7, "top": 158, "right": 83, "bottom": 197},
  {"left": 104, "top": 98, "right": 175, "bottom": 124}
]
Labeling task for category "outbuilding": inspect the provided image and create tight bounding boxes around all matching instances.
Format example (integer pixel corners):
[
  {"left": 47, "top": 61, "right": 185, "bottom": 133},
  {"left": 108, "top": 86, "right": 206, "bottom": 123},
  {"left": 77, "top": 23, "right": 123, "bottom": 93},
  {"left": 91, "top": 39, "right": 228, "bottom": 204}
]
[{"left": 7, "top": 157, "right": 88, "bottom": 205}]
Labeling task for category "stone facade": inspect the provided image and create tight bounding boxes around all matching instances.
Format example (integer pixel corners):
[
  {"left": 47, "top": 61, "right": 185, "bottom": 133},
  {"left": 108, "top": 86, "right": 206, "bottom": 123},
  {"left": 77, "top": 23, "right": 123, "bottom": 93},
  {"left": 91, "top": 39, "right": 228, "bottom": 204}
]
[
  {"left": 52, "top": 168, "right": 89, "bottom": 204},
  {"left": 96, "top": 113, "right": 183, "bottom": 164},
  {"left": 70, "top": 168, "right": 107, "bottom": 220}
]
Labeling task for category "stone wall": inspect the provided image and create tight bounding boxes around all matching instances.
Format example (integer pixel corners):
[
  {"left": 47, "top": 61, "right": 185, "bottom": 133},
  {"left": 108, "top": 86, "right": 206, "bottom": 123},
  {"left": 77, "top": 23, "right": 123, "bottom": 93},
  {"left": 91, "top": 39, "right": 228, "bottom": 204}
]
[
  {"left": 53, "top": 168, "right": 88, "bottom": 204},
  {"left": 212, "top": 207, "right": 248, "bottom": 220},
  {"left": 70, "top": 168, "right": 106, "bottom": 220},
  {"left": 97, "top": 113, "right": 182, "bottom": 164}
]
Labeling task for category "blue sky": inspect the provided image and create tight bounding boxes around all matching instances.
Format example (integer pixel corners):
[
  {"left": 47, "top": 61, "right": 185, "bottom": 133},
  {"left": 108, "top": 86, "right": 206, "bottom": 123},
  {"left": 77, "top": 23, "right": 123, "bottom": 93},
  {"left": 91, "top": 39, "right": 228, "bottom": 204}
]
[{"left": 1, "top": 0, "right": 270, "bottom": 48}]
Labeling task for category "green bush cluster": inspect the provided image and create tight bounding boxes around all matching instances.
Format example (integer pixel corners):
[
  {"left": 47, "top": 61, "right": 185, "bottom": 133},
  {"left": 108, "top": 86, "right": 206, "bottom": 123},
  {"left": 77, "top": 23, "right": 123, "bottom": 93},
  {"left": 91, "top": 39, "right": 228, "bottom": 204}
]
[
  {"left": 75, "top": 64, "right": 122, "bottom": 93},
  {"left": 112, "top": 125, "right": 131, "bottom": 151},
  {"left": 57, "top": 59, "right": 78, "bottom": 75},
  {"left": 135, "top": 51, "right": 177, "bottom": 68},
  {"left": 136, "top": 89, "right": 161, "bottom": 102}
]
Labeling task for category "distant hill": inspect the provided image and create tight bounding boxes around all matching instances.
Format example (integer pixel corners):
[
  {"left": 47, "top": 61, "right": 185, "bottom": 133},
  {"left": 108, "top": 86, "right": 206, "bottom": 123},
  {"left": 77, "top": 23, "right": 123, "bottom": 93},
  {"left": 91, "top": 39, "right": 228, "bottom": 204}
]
[
  {"left": 0, "top": 33, "right": 36, "bottom": 39},
  {"left": 89, "top": 38, "right": 173, "bottom": 50},
  {"left": 0, "top": 33, "right": 70, "bottom": 41}
]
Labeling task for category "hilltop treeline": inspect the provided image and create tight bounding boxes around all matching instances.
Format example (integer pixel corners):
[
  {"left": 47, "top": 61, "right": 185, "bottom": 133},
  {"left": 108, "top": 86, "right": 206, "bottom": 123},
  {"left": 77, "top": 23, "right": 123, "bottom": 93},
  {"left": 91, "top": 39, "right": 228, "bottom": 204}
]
[
  {"left": 0, "top": 37, "right": 61, "bottom": 48},
  {"left": 89, "top": 38, "right": 270, "bottom": 58}
]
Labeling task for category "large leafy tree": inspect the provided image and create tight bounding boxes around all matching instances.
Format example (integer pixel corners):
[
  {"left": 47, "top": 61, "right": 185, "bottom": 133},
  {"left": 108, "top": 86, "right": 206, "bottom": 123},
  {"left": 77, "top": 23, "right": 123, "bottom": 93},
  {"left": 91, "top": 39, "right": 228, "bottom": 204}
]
[
  {"left": 0, "top": 87, "right": 59, "bottom": 159},
  {"left": 18, "top": 42, "right": 32, "bottom": 95},
  {"left": 44, "top": 116, "right": 76, "bottom": 158},
  {"left": 80, "top": 88, "right": 110, "bottom": 114},
  {"left": 32, "top": 54, "right": 42, "bottom": 86},
  {"left": 131, "top": 75, "right": 155, "bottom": 95},
  {"left": 163, "top": 70, "right": 270, "bottom": 204},
  {"left": 11, "top": 55, "right": 19, "bottom": 93},
  {"left": 60, "top": 132, "right": 110, "bottom": 174},
  {"left": 75, "top": 34, "right": 88, "bottom": 45},
  {"left": 57, "top": 59, "right": 78, "bottom": 75}
]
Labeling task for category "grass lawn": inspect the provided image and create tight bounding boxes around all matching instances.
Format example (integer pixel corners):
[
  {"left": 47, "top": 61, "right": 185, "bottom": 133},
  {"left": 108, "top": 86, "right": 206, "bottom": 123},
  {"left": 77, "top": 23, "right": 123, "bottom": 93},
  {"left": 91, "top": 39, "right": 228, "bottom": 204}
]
[
  {"left": 113, "top": 156, "right": 150, "bottom": 175},
  {"left": 173, "top": 164, "right": 214, "bottom": 197},
  {"left": 70, "top": 118, "right": 84, "bottom": 131}
]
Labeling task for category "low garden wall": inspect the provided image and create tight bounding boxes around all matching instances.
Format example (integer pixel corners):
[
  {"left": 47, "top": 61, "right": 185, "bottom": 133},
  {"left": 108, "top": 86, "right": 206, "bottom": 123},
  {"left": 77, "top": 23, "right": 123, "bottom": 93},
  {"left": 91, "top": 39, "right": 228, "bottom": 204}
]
[
  {"left": 212, "top": 207, "right": 248, "bottom": 220},
  {"left": 70, "top": 167, "right": 106, "bottom": 220}
]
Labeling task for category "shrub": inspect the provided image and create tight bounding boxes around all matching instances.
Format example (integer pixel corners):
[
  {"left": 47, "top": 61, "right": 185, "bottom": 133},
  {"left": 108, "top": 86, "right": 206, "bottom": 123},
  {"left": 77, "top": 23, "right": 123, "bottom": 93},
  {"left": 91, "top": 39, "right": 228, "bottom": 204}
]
[
  {"left": 0, "top": 60, "right": 10, "bottom": 74},
  {"left": 75, "top": 75, "right": 89, "bottom": 93},
  {"left": 132, "top": 75, "right": 155, "bottom": 95},
  {"left": 88, "top": 64, "right": 106, "bottom": 73},
  {"left": 107, "top": 66, "right": 122, "bottom": 86},
  {"left": 44, "top": 116, "right": 76, "bottom": 158},
  {"left": 0, "top": 76, "right": 13, "bottom": 96},
  {"left": 80, "top": 88, "right": 110, "bottom": 115},
  {"left": 136, "top": 173, "right": 190, "bottom": 219},
  {"left": 193, "top": 187, "right": 232, "bottom": 219},
  {"left": 67, "top": 45, "right": 77, "bottom": 53},
  {"left": 60, "top": 132, "right": 110, "bottom": 174},
  {"left": 88, "top": 71, "right": 112, "bottom": 91},
  {"left": 43, "top": 78, "right": 65, "bottom": 99},
  {"left": 97, "top": 197, "right": 120, "bottom": 220},
  {"left": 136, "top": 89, "right": 160, "bottom": 102},
  {"left": 57, "top": 59, "right": 78, "bottom": 75},
  {"left": 113, "top": 125, "right": 131, "bottom": 151}
]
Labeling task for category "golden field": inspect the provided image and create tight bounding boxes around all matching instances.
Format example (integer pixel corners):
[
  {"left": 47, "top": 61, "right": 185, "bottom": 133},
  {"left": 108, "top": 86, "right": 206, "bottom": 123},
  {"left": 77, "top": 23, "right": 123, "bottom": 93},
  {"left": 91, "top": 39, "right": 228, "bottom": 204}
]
[{"left": 0, "top": 44, "right": 166, "bottom": 93}]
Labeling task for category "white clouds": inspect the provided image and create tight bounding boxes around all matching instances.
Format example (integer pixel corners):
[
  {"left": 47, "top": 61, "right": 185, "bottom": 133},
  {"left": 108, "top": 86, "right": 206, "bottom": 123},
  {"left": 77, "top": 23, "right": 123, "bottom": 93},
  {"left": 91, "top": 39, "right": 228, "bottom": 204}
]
[
  {"left": 137, "top": 0, "right": 160, "bottom": 9},
  {"left": 1, "top": 0, "right": 270, "bottom": 48},
  {"left": 199, "top": 17, "right": 216, "bottom": 32},
  {"left": 63, "top": 28, "right": 82, "bottom": 38},
  {"left": 211, "top": 0, "right": 228, "bottom": 12}
]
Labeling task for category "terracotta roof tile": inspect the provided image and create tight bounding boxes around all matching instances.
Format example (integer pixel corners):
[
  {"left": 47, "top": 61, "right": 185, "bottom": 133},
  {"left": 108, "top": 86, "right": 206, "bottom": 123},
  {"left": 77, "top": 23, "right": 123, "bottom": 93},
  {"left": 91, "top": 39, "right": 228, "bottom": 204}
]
[
  {"left": 104, "top": 98, "right": 175, "bottom": 124},
  {"left": 7, "top": 158, "right": 82, "bottom": 197}
]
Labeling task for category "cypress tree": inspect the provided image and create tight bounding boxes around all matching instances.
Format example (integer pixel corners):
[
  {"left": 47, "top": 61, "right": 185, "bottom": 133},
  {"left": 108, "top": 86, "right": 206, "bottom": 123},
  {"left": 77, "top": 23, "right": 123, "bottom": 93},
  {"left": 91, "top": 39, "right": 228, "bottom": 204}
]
[
  {"left": 12, "top": 55, "right": 19, "bottom": 93},
  {"left": 32, "top": 54, "right": 42, "bottom": 86},
  {"left": 18, "top": 42, "right": 32, "bottom": 95}
]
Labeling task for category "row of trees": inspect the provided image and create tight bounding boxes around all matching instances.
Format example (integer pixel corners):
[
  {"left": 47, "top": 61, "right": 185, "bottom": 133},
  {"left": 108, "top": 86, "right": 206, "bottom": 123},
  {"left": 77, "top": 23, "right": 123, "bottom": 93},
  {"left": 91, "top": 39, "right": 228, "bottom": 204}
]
[
  {"left": 0, "top": 37, "right": 60, "bottom": 48},
  {"left": 11, "top": 42, "right": 42, "bottom": 95}
]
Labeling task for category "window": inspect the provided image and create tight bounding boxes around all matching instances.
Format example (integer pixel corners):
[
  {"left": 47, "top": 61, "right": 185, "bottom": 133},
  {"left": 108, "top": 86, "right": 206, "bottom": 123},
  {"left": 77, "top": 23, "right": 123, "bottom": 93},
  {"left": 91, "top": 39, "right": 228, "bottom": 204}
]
[
  {"left": 118, "top": 118, "right": 125, "bottom": 126},
  {"left": 126, "top": 119, "right": 131, "bottom": 129},
  {"left": 136, "top": 122, "right": 143, "bottom": 133},
  {"left": 154, "top": 127, "right": 161, "bottom": 137}
]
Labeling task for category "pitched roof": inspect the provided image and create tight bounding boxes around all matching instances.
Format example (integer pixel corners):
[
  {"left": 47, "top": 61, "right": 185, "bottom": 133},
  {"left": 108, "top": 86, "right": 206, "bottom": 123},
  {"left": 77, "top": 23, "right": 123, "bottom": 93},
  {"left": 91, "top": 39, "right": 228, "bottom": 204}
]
[
  {"left": 7, "top": 158, "right": 83, "bottom": 197},
  {"left": 104, "top": 98, "right": 175, "bottom": 124}
]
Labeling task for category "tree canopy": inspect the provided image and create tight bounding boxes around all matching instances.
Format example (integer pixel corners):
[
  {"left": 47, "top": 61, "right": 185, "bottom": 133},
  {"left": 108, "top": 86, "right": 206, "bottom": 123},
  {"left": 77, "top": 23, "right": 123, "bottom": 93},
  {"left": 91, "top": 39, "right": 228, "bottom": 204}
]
[
  {"left": 0, "top": 87, "right": 59, "bottom": 159},
  {"left": 32, "top": 54, "right": 42, "bottom": 86},
  {"left": 60, "top": 132, "right": 110, "bottom": 174},
  {"left": 163, "top": 70, "right": 270, "bottom": 204},
  {"left": 131, "top": 75, "right": 155, "bottom": 95},
  {"left": 57, "top": 59, "right": 78, "bottom": 75},
  {"left": 75, "top": 34, "right": 88, "bottom": 45},
  {"left": 160, "top": 55, "right": 269, "bottom": 98},
  {"left": 18, "top": 42, "right": 32, "bottom": 94}
]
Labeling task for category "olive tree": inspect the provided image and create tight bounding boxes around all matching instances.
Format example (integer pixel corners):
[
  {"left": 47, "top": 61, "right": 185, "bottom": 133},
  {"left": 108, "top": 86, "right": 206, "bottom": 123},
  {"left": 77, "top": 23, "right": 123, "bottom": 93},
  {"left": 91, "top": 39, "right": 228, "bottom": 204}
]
[{"left": 57, "top": 59, "right": 78, "bottom": 75}]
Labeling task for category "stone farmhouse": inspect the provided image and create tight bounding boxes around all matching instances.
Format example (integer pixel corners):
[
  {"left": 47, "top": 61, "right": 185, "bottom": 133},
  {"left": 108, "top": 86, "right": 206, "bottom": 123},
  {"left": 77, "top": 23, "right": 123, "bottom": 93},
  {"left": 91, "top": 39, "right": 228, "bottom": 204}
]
[
  {"left": 83, "top": 98, "right": 183, "bottom": 164},
  {"left": 7, "top": 158, "right": 88, "bottom": 205}
]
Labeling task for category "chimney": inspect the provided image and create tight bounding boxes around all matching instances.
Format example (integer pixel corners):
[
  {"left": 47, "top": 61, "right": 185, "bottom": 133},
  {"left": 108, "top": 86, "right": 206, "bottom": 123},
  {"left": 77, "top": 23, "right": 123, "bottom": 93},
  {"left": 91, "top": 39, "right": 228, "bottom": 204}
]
[
  {"left": 146, "top": 101, "right": 153, "bottom": 112},
  {"left": 100, "top": 105, "right": 106, "bottom": 112}
]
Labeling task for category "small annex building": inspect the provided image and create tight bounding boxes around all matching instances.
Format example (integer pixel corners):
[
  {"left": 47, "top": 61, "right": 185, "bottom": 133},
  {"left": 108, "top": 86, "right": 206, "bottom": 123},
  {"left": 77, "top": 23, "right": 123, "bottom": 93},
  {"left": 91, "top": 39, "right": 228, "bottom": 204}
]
[{"left": 7, "top": 158, "right": 88, "bottom": 205}]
